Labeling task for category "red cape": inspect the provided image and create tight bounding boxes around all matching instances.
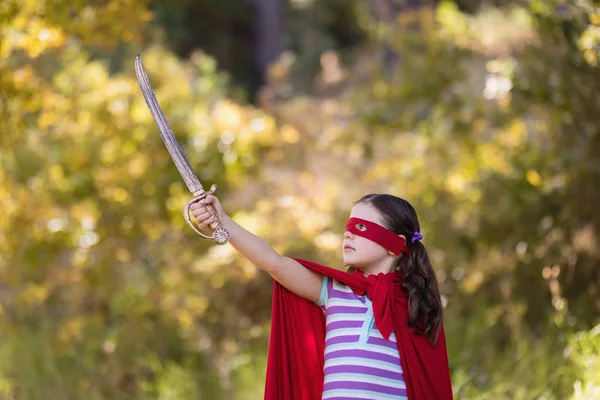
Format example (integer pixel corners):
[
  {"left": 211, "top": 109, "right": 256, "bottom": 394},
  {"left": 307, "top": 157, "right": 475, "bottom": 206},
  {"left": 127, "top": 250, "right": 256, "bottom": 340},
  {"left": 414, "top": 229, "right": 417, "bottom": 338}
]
[{"left": 264, "top": 258, "right": 453, "bottom": 400}]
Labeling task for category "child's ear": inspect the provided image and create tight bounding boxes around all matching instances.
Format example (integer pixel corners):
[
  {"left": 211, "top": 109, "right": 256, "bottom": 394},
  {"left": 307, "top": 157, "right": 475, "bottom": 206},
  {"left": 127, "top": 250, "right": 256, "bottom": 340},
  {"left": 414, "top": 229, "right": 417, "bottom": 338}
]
[{"left": 398, "top": 234, "right": 407, "bottom": 242}]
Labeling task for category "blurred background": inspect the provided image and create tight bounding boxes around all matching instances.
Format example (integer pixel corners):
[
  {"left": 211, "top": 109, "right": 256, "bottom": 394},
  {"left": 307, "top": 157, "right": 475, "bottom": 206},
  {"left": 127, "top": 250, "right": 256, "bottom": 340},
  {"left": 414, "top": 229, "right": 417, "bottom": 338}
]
[{"left": 1, "top": 0, "right": 599, "bottom": 398}]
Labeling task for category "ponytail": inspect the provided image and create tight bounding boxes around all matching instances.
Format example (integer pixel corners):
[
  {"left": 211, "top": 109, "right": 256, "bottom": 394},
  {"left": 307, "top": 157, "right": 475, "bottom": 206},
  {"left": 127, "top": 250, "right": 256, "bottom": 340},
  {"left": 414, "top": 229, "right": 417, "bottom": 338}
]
[{"left": 395, "top": 240, "right": 443, "bottom": 345}]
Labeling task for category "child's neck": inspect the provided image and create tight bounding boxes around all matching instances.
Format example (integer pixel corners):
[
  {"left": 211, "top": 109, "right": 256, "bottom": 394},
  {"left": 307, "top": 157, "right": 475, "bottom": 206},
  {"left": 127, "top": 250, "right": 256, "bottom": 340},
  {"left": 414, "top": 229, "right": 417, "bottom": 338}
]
[{"left": 360, "top": 258, "right": 396, "bottom": 276}]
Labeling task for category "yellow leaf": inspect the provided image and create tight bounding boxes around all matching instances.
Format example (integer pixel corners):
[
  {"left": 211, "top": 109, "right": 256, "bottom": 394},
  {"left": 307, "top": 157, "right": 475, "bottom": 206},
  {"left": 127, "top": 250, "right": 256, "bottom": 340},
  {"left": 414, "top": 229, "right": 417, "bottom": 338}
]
[
  {"left": 526, "top": 169, "right": 542, "bottom": 187},
  {"left": 116, "top": 247, "right": 132, "bottom": 262},
  {"left": 281, "top": 124, "right": 300, "bottom": 144},
  {"left": 20, "top": 283, "right": 50, "bottom": 306}
]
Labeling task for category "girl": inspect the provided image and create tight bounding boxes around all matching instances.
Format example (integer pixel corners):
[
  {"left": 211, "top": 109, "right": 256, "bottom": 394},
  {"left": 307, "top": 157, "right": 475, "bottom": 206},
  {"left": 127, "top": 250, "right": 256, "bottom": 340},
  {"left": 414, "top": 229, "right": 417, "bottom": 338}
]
[{"left": 191, "top": 193, "right": 453, "bottom": 400}]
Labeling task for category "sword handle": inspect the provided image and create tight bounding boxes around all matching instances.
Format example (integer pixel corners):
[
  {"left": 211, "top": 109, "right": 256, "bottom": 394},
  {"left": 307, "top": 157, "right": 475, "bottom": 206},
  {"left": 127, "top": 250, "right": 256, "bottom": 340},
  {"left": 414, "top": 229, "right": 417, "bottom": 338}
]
[{"left": 183, "top": 185, "right": 230, "bottom": 245}]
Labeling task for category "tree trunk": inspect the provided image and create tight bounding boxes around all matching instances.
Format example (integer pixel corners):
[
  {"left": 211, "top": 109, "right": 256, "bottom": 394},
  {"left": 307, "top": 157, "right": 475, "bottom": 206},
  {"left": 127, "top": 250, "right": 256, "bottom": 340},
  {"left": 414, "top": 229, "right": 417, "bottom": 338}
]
[{"left": 252, "top": 0, "right": 287, "bottom": 84}]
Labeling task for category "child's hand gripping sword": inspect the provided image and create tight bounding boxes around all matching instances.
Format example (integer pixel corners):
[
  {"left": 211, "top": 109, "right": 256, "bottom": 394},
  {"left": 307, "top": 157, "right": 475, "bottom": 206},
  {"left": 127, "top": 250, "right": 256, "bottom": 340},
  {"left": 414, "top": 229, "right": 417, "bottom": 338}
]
[{"left": 134, "top": 55, "right": 229, "bottom": 245}]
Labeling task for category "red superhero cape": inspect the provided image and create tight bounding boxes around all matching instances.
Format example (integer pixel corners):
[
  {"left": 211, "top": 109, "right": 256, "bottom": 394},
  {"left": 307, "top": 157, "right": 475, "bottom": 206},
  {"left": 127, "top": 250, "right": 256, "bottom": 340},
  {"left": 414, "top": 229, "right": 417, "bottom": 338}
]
[{"left": 264, "top": 258, "right": 453, "bottom": 400}]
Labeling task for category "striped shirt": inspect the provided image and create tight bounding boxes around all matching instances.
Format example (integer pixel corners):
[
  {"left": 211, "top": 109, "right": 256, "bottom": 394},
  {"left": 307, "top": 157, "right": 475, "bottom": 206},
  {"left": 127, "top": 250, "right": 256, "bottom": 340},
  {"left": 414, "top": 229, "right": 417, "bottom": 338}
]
[{"left": 317, "top": 276, "right": 408, "bottom": 400}]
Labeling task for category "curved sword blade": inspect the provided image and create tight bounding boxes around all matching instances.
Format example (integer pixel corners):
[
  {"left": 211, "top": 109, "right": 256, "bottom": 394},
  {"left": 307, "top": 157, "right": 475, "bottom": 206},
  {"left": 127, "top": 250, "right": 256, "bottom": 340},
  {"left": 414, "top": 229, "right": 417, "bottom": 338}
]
[{"left": 134, "top": 55, "right": 204, "bottom": 195}]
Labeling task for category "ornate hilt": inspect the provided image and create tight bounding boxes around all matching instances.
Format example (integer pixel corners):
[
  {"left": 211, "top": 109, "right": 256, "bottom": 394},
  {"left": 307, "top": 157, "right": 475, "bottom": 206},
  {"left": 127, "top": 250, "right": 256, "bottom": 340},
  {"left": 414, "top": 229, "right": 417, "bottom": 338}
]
[{"left": 183, "top": 184, "right": 230, "bottom": 245}]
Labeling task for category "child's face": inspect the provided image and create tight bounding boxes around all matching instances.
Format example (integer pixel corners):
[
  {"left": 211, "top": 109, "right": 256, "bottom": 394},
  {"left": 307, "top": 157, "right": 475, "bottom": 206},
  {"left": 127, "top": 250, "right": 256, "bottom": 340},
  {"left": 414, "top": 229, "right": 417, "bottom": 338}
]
[{"left": 343, "top": 202, "right": 392, "bottom": 270}]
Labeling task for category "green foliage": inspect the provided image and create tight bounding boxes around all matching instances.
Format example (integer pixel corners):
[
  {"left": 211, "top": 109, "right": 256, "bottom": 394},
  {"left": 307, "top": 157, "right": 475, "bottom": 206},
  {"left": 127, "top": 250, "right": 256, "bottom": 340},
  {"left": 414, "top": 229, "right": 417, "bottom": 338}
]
[
  {"left": 568, "top": 324, "right": 600, "bottom": 399},
  {"left": 1, "top": 0, "right": 599, "bottom": 399}
]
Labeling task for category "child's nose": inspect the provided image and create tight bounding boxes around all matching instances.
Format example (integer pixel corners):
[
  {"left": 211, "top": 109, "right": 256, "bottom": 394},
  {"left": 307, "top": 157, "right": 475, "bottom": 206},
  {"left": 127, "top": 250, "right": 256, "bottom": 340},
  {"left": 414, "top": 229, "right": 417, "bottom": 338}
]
[{"left": 344, "top": 230, "right": 353, "bottom": 239}]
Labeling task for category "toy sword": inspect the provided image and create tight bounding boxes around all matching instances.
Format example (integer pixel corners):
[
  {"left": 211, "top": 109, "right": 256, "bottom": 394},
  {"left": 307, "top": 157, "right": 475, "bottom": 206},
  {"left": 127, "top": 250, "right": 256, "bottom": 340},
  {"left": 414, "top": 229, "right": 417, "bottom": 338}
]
[{"left": 134, "top": 55, "right": 229, "bottom": 245}]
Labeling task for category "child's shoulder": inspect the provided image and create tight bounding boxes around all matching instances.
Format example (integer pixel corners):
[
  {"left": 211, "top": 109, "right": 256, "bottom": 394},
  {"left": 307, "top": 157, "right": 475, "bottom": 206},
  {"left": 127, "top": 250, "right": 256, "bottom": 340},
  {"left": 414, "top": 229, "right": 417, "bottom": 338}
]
[{"left": 321, "top": 275, "right": 355, "bottom": 294}]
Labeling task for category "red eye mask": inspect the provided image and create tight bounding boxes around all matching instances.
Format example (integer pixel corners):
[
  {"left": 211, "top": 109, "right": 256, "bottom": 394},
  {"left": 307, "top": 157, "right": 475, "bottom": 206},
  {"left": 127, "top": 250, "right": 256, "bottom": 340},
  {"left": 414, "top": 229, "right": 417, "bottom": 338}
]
[{"left": 346, "top": 217, "right": 411, "bottom": 255}]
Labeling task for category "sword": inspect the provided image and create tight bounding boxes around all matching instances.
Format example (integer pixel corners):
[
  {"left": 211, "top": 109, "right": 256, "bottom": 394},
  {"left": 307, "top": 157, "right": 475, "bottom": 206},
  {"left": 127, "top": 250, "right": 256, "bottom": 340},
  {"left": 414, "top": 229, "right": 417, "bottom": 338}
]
[{"left": 134, "top": 55, "right": 229, "bottom": 245}]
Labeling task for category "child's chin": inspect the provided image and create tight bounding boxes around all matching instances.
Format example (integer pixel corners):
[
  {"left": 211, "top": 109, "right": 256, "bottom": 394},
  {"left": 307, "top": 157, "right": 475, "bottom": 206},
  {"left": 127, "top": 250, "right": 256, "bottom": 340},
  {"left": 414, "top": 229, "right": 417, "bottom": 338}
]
[
  {"left": 343, "top": 254, "right": 364, "bottom": 269},
  {"left": 345, "top": 261, "right": 364, "bottom": 270}
]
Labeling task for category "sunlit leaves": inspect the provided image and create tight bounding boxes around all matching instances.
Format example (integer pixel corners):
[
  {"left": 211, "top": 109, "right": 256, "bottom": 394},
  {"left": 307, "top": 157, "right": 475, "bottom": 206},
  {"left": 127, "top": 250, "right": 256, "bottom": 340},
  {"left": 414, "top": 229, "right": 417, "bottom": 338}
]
[
  {"left": 437, "top": 2, "right": 537, "bottom": 56},
  {"left": 0, "top": 1, "right": 279, "bottom": 397},
  {"left": 2, "top": 0, "right": 600, "bottom": 398},
  {"left": 568, "top": 324, "right": 600, "bottom": 400},
  {"left": 1, "top": 0, "right": 152, "bottom": 56},
  {"left": 578, "top": 9, "right": 600, "bottom": 66}
]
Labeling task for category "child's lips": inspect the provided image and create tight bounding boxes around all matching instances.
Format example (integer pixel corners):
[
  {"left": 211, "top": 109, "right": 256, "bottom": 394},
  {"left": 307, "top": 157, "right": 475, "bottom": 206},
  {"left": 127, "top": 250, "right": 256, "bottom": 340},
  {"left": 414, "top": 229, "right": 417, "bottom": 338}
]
[{"left": 343, "top": 245, "right": 355, "bottom": 251}]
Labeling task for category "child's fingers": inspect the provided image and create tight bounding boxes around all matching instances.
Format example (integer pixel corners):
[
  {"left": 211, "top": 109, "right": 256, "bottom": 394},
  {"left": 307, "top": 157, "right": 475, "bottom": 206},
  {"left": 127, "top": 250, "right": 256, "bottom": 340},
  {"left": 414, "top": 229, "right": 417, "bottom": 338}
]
[
  {"left": 203, "top": 216, "right": 215, "bottom": 227},
  {"left": 197, "top": 216, "right": 215, "bottom": 229},
  {"left": 192, "top": 209, "right": 210, "bottom": 220},
  {"left": 194, "top": 213, "right": 212, "bottom": 226},
  {"left": 203, "top": 195, "right": 218, "bottom": 206},
  {"left": 190, "top": 195, "right": 224, "bottom": 227},
  {"left": 190, "top": 204, "right": 203, "bottom": 214},
  {"left": 190, "top": 196, "right": 215, "bottom": 211},
  {"left": 190, "top": 201, "right": 206, "bottom": 212},
  {"left": 203, "top": 195, "right": 223, "bottom": 215}
]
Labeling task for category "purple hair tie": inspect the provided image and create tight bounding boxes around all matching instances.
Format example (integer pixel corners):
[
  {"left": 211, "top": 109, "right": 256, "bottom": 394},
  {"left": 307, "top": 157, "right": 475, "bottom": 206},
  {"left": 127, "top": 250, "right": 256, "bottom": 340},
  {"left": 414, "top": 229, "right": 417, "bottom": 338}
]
[{"left": 411, "top": 231, "right": 423, "bottom": 243}]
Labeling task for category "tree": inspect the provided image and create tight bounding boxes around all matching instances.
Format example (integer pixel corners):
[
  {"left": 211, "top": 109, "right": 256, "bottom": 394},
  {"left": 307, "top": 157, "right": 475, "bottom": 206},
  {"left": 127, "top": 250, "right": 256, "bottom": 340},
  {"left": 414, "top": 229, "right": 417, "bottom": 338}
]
[{"left": 1, "top": 0, "right": 599, "bottom": 398}]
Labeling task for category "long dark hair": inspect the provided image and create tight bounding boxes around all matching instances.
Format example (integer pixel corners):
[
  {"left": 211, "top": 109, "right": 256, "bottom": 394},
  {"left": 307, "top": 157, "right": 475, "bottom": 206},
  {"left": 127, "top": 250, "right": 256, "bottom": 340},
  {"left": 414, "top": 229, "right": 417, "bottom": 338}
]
[{"left": 354, "top": 193, "right": 443, "bottom": 345}]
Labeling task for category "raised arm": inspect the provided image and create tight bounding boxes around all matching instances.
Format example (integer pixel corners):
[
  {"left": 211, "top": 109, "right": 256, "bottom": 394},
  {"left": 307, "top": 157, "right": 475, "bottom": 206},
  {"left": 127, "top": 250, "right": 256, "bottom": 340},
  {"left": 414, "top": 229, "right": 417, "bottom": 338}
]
[{"left": 190, "top": 195, "right": 322, "bottom": 302}]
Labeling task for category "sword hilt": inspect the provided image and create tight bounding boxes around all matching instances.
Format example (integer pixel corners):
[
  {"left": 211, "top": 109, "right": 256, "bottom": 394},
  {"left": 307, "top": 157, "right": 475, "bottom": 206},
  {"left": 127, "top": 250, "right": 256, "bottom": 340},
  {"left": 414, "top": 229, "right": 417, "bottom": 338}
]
[{"left": 183, "top": 185, "right": 230, "bottom": 245}]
